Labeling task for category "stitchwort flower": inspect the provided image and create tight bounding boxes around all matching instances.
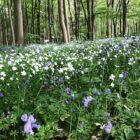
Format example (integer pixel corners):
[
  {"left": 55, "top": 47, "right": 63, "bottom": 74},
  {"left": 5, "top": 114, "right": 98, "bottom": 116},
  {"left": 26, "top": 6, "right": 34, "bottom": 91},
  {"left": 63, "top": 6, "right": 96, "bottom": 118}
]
[{"left": 44, "top": 61, "right": 52, "bottom": 70}]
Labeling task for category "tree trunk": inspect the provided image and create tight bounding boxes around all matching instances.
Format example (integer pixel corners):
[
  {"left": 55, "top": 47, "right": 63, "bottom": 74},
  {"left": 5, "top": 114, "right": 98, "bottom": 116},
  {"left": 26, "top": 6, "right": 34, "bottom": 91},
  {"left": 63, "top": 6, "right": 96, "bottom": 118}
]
[
  {"left": 8, "top": 0, "right": 15, "bottom": 45},
  {"left": 74, "top": 0, "right": 80, "bottom": 39},
  {"left": 37, "top": 0, "right": 41, "bottom": 37},
  {"left": 14, "top": 0, "right": 24, "bottom": 45},
  {"left": 106, "top": 0, "right": 110, "bottom": 38},
  {"left": 122, "top": 0, "right": 127, "bottom": 36},
  {"left": 63, "top": 0, "right": 70, "bottom": 41},
  {"left": 58, "top": 0, "right": 68, "bottom": 43},
  {"left": 68, "top": 0, "right": 74, "bottom": 36},
  {"left": 47, "top": 0, "right": 52, "bottom": 42},
  {"left": 87, "top": 0, "right": 94, "bottom": 40}
]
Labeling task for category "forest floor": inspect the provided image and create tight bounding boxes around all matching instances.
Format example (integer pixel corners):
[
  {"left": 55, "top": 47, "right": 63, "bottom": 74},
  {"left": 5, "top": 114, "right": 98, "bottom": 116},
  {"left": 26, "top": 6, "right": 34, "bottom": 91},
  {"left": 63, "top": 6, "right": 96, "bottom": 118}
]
[{"left": 0, "top": 36, "right": 140, "bottom": 139}]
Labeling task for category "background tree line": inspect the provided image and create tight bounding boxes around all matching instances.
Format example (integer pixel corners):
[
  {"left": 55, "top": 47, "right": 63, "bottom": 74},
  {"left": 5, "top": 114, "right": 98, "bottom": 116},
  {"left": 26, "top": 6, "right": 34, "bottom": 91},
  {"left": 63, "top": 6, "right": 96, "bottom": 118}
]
[{"left": 0, "top": 0, "right": 140, "bottom": 45}]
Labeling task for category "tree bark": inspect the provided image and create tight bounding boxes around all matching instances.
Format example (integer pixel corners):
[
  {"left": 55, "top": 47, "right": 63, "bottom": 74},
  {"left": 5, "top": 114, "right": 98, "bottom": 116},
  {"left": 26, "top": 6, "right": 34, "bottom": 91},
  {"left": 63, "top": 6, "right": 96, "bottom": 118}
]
[
  {"left": 14, "top": 0, "right": 24, "bottom": 45},
  {"left": 58, "top": 0, "right": 69, "bottom": 43},
  {"left": 74, "top": 0, "right": 80, "bottom": 39},
  {"left": 63, "top": 0, "right": 70, "bottom": 41},
  {"left": 87, "top": 0, "right": 95, "bottom": 40},
  {"left": 8, "top": 0, "right": 15, "bottom": 45},
  {"left": 122, "top": 0, "right": 127, "bottom": 36},
  {"left": 37, "top": 0, "right": 41, "bottom": 37},
  {"left": 106, "top": 0, "right": 111, "bottom": 38}
]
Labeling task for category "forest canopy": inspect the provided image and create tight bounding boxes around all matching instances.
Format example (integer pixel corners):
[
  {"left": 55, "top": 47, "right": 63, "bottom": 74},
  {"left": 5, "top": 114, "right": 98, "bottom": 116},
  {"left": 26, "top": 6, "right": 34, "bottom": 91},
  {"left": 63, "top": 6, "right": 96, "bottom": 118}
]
[{"left": 0, "top": 0, "right": 139, "bottom": 45}]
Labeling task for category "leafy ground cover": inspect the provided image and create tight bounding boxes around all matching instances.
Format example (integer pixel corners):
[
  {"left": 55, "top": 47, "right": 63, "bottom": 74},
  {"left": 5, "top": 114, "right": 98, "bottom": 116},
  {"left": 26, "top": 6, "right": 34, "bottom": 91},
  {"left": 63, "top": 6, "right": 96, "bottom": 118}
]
[{"left": 0, "top": 37, "right": 140, "bottom": 140}]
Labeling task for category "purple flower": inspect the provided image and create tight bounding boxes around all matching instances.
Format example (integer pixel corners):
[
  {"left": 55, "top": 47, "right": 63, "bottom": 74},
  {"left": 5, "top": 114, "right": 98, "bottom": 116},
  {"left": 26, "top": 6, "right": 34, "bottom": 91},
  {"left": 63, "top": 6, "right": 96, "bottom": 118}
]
[
  {"left": 24, "top": 79, "right": 29, "bottom": 85},
  {"left": 58, "top": 77, "right": 64, "bottom": 83},
  {"left": 115, "top": 43, "right": 123, "bottom": 51},
  {"left": 21, "top": 114, "right": 28, "bottom": 122},
  {"left": 6, "top": 111, "right": 11, "bottom": 118},
  {"left": 104, "top": 121, "right": 112, "bottom": 134},
  {"left": 24, "top": 121, "right": 34, "bottom": 135},
  {"left": 64, "top": 98, "right": 70, "bottom": 105},
  {"left": 94, "top": 89, "right": 100, "bottom": 96},
  {"left": 0, "top": 92, "right": 4, "bottom": 97},
  {"left": 28, "top": 115, "right": 36, "bottom": 124},
  {"left": 32, "top": 124, "right": 41, "bottom": 130},
  {"left": 123, "top": 71, "right": 128, "bottom": 79},
  {"left": 21, "top": 114, "right": 40, "bottom": 135},
  {"left": 83, "top": 96, "right": 93, "bottom": 108},
  {"left": 65, "top": 88, "right": 71, "bottom": 94}
]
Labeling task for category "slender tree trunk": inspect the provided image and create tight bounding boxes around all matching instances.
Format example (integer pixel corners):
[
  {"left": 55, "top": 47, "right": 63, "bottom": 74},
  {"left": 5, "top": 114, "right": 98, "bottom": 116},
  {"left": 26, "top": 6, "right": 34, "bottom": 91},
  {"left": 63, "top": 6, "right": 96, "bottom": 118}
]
[
  {"left": 14, "top": 0, "right": 24, "bottom": 45},
  {"left": 24, "top": 1, "right": 29, "bottom": 33},
  {"left": 1, "top": 1, "right": 8, "bottom": 45},
  {"left": 37, "top": 0, "right": 41, "bottom": 38},
  {"left": 63, "top": 0, "right": 70, "bottom": 41},
  {"left": 122, "top": 0, "right": 127, "bottom": 36},
  {"left": 8, "top": 0, "right": 15, "bottom": 45},
  {"left": 106, "top": 0, "right": 110, "bottom": 38},
  {"left": 31, "top": 0, "right": 35, "bottom": 34},
  {"left": 0, "top": 10, "right": 3, "bottom": 45},
  {"left": 58, "top": 0, "right": 68, "bottom": 43},
  {"left": 113, "top": 20, "right": 117, "bottom": 37},
  {"left": 87, "top": 0, "right": 94, "bottom": 40},
  {"left": 68, "top": 0, "right": 74, "bottom": 35},
  {"left": 47, "top": 0, "right": 52, "bottom": 42},
  {"left": 74, "top": 0, "right": 80, "bottom": 39}
]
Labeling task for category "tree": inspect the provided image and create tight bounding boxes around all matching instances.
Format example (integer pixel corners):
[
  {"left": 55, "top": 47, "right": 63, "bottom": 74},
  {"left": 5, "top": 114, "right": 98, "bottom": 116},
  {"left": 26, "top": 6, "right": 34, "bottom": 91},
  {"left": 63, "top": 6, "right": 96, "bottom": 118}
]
[
  {"left": 8, "top": 0, "right": 15, "bottom": 45},
  {"left": 14, "top": 0, "right": 24, "bottom": 45},
  {"left": 58, "top": 0, "right": 69, "bottom": 43},
  {"left": 87, "top": 0, "right": 95, "bottom": 39},
  {"left": 122, "top": 0, "right": 127, "bottom": 36}
]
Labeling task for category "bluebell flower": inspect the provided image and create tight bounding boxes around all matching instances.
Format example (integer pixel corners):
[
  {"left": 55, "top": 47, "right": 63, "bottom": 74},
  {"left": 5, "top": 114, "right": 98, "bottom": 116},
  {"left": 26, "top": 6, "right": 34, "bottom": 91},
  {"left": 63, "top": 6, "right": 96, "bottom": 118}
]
[
  {"left": 32, "top": 124, "right": 41, "bottom": 130},
  {"left": 24, "top": 79, "right": 29, "bottom": 85},
  {"left": 83, "top": 96, "right": 93, "bottom": 108},
  {"left": 104, "top": 121, "right": 112, "bottom": 134},
  {"left": 6, "top": 111, "right": 11, "bottom": 118},
  {"left": 0, "top": 92, "right": 4, "bottom": 97},
  {"left": 21, "top": 114, "right": 28, "bottom": 122},
  {"left": 65, "top": 88, "right": 71, "bottom": 94},
  {"left": 93, "top": 88, "right": 100, "bottom": 96},
  {"left": 28, "top": 115, "right": 36, "bottom": 124},
  {"left": 115, "top": 43, "right": 123, "bottom": 51},
  {"left": 58, "top": 77, "right": 64, "bottom": 83},
  {"left": 64, "top": 98, "right": 70, "bottom": 105},
  {"left": 123, "top": 71, "right": 128, "bottom": 79},
  {"left": 21, "top": 114, "right": 40, "bottom": 135},
  {"left": 24, "top": 120, "right": 34, "bottom": 135}
]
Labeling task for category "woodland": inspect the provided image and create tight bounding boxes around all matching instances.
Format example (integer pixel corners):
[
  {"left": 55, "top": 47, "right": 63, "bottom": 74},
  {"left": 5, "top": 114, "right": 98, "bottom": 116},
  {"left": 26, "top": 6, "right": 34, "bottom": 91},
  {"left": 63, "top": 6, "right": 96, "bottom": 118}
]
[
  {"left": 0, "top": 0, "right": 140, "bottom": 140},
  {"left": 0, "top": 0, "right": 139, "bottom": 45}
]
